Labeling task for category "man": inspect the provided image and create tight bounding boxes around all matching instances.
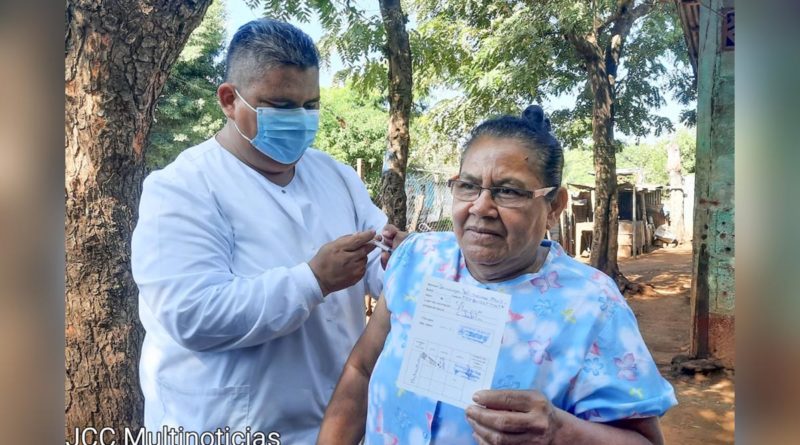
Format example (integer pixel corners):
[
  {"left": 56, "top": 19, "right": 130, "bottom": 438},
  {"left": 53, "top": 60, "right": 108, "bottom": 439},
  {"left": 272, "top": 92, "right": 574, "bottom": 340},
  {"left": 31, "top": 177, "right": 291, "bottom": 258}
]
[{"left": 132, "top": 19, "right": 397, "bottom": 444}]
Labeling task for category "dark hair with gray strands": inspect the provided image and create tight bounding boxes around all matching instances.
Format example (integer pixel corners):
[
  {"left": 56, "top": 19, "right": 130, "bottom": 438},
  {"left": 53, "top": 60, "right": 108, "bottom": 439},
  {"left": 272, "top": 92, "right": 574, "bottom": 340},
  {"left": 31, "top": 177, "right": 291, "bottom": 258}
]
[
  {"left": 462, "top": 105, "right": 563, "bottom": 201},
  {"left": 225, "top": 18, "right": 320, "bottom": 88}
]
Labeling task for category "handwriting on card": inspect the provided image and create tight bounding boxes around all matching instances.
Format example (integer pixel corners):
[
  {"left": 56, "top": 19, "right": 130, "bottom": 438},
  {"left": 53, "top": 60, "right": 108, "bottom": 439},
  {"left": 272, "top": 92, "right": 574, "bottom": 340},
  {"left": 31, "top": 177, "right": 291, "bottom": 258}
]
[{"left": 397, "top": 277, "right": 511, "bottom": 408}]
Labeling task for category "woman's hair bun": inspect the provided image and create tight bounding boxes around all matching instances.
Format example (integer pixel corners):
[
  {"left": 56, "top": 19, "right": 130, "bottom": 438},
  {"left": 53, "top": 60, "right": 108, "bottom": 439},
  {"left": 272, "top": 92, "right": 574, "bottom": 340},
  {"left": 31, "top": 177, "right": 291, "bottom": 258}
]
[
  {"left": 522, "top": 104, "right": 551, "bottom": 133},
  {"left": 463, "top": 104, "right": 564, "bottom": 198}
]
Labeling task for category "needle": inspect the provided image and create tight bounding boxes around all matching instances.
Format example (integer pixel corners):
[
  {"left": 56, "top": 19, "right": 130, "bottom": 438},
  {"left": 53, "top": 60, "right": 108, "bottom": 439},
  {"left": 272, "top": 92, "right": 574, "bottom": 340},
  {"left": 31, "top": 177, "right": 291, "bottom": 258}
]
[{"left": 368, "top": 235, "right": 393, "bottom": 253}]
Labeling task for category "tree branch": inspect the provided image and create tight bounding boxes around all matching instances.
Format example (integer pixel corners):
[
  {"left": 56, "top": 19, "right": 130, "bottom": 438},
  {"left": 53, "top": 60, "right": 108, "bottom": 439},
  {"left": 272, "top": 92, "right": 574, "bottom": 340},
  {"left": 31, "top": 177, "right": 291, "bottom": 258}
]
[
  {"left": 606, "top": 0, "right": 654, "bottom": 77},
  {"left": 597, "top": 0, "right": 654, "bottom": 35},
  {"left": 566, "top": 32, "right": 602, "bottom": 64},
  {"left": 597, "top": 0, "right": 628, "bottom": 34},
  {"left": 610, "top": 1, "right": 654, "bottom": 40}
]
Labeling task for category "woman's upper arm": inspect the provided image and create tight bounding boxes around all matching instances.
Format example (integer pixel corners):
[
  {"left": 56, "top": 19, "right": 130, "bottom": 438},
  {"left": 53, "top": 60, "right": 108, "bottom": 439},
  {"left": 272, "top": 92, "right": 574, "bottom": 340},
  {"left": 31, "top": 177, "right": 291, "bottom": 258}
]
[
  {"left": 350, "top": 296, "right": 392, "bottom": 376},
  {"left": 606, "top": 417, "right": 665, "bottom": 445}
]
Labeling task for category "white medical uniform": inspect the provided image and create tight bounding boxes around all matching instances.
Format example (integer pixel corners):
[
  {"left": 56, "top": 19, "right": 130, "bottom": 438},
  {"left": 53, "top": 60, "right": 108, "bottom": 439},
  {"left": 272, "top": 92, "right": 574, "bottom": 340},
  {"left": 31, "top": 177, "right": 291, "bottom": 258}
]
[{"left": 131, "top": 137, "right": 386, "bottom": 444}]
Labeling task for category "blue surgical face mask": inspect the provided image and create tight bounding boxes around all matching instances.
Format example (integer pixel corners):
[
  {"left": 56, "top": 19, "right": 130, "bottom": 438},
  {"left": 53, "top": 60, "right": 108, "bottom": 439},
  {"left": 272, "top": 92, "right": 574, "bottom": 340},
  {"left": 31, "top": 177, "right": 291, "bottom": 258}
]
[{"left": 232, "top": 89, "right": 320, "bottom": 165}]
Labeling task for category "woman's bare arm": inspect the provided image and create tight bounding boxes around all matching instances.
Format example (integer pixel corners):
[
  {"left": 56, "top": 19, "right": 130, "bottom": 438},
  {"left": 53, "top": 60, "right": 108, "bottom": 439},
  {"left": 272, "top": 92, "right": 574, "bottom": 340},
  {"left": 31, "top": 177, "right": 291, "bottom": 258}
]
[{"left": 317, "top": 297, "right": 392, "bottom": 444}]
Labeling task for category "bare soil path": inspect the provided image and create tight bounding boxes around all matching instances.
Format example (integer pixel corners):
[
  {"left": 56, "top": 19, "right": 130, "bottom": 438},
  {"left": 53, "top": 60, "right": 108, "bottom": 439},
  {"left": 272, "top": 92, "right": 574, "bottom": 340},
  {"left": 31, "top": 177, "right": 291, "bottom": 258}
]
[{"left": 618, "top": 244, "right": 735, "bottom": 444}]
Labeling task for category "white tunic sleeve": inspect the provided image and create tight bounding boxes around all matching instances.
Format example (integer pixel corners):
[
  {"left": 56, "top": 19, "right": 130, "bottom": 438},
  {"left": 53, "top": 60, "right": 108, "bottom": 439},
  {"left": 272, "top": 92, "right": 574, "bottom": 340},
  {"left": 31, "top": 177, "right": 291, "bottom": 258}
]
[
  {"left": 334, "top": 162, "right": 388, "bottom": 299},
  {"left": 132, "top": 169, "right": 324, "bottom": 352}
]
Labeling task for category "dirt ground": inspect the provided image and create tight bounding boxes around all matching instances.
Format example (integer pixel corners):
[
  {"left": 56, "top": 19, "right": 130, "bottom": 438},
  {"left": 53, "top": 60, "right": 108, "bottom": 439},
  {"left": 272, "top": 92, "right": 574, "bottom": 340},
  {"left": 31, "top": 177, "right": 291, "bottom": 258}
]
[{"left": 616, "top": 243, "right": 735, "bottom": 444}]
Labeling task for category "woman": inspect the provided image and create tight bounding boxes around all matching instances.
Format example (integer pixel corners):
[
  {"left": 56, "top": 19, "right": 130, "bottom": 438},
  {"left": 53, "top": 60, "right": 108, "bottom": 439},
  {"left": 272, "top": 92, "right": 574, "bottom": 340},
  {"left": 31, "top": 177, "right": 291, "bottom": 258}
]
[{"left": 319, "top": 106, "right": 677, "bottom": 445}]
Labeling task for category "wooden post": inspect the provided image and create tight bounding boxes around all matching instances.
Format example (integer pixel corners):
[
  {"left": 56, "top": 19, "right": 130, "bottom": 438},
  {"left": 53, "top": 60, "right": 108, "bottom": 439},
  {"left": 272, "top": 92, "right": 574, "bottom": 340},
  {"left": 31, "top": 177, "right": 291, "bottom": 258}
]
[
  {"left": 356, "top": 158, "right": 364, "bottom": 182},
  {"left": 642, "top": 191, "right": 649, "bottom": 251},
  {"left": 570, "top": 213, "right": 576, "bottom": 256},
  {"left": 564, "top": 192, "right": 572, "bottom": 254},
  {"left": 409, "top": 194, "right": 425, "bottom": 232},
  {"left": 632, "top": 185, "right": 637, "bottom": 258}
]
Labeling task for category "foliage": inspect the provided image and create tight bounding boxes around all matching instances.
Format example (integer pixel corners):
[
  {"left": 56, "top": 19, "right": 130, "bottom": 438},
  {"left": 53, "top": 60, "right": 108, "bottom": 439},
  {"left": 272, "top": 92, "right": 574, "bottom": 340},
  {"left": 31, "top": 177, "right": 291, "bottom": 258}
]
[
  {"left": 147, "top": 0, "right": 227, "bottom": 170},
  {"left": 564, "top": 127, "right": 696, "bottom": 187},
  {"left": 315, "top": 84, "right": 389, "bottom": 195},
  {"left": 563, "top": 148, "right": 596, "bottom": 187},
  {"left": 675, "top": 126, "right": 696, "bottom": 174},
  {"left": 254, "top": 0, "right": 449, "bottom": 104},
  {"left": 618, "top": 142, "right": 670, "bottom": 185},
  {"left": 315, "top": 84, "right": 462, "bottom": 196},
  {"left": 408, "top": 100, "right": 463, "bottom": 173},
  {"left": 408, "top": 0, "right": 695, "bottom": 148},
  {"left": 622, "top": 126, "right": 696, "bottom": 184},
  {"left": 229, "top": 0, "right": 698, "bottom": 195}
]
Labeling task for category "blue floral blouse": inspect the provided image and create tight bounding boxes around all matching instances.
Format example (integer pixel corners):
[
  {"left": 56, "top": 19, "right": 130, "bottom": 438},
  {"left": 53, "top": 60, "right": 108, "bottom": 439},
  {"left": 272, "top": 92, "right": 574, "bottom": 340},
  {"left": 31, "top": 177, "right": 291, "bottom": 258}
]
[{"left": 364, "top": 232, "right": 677, "bottom": 445}]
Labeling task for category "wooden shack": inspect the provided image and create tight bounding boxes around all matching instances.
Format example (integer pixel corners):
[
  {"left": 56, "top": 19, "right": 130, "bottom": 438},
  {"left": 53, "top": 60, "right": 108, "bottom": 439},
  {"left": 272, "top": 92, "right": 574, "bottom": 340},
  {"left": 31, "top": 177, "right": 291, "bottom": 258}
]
[{"left": 557, "top": 174, "right": 666, "bottom": 259}]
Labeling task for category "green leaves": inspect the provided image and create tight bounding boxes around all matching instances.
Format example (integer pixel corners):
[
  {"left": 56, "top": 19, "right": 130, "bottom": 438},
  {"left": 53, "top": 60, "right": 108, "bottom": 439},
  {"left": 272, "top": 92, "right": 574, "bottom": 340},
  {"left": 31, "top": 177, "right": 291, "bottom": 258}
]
[
  {"left": 147, "top": 0, "right": 226, "bottom": 170},
  {"left": 563, "top": 126, "right": 696, "bottom": 187},
  {"left": 315, "top": 84, "right": 389, "bottom": 195},
  {"left": 157, "top": 0, "right": 696, "bottom": 193},
  {"left": 407, "top": 0, "right": 695, "bottom": 147}
]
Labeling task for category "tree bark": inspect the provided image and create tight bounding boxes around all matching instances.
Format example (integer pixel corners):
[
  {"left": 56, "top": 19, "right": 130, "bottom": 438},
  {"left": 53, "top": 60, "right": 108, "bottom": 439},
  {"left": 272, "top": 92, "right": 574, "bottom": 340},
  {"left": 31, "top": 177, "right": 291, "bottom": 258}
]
[
  {"left": 65, "top": 0, "right": 211, "bottom": 435},
  {"left": 566, "top": 0, "right": 652, "bottom": 291},
  {"left": 377, "top": 0, "right": 413, "bottom": 230},
  {"left": 587, "top": 55, "right": 624, "bottom": 284}
]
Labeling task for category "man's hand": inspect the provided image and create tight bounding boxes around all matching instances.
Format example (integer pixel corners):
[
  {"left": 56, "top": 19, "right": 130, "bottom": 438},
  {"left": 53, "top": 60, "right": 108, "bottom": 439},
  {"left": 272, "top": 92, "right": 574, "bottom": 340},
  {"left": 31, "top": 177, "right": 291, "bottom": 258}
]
[
  {"left": 465, "top": 389, "right": 563, "bottom": 445},
  {"left": 379, "top": 224, "right": 408, "bottom": 269},
  {"left": 308, "top": 230, "right": 377, "bottom": 297}
]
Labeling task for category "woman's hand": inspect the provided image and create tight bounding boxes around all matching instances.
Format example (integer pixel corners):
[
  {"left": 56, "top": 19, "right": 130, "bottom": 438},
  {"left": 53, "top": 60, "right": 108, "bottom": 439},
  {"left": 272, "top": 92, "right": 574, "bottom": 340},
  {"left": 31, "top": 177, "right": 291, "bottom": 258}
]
[
  {"left": 379, "top": 224, "right": 408, "bottom": 269},
  {"left": 466, "top": 389, "right": 662, "bottom": 445},
  {"left": 465, "top": 389, "right": 563, "bottom": 445}
]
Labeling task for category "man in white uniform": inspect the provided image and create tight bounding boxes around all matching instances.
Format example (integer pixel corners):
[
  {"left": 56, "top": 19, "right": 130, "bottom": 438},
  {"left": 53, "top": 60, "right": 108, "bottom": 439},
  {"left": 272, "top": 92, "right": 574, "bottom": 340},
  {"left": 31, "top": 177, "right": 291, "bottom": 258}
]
[{"left": 132, "top": 19, "right": 395, "bottom": 444}]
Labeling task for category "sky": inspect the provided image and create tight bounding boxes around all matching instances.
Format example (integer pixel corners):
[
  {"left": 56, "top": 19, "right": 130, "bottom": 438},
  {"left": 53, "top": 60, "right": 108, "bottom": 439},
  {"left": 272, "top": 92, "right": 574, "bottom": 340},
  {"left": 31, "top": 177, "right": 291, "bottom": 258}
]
[{"left": 224, "top": 0, "right": 692, "bottom": 143}]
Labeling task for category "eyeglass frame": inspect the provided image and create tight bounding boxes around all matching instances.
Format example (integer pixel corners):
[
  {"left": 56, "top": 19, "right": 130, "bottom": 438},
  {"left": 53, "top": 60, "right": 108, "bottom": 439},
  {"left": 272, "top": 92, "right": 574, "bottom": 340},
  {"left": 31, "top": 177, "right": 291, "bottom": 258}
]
[{"left": 446, "top": 178, "right": 556, "bottom": 207}]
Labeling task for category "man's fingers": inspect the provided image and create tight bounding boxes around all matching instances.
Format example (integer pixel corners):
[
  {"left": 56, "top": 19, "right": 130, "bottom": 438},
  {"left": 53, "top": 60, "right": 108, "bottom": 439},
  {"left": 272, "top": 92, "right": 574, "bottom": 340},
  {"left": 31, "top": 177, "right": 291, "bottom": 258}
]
[
  {"left": 341, "top": 230, "right": 377, "bottom": 251},
  {"left": 472, "top": 390, "right": 537, "bottom": 412},
  {"left": 361, "top": 242, "right": 378, "bottom": 255},
  {"left": 342, "top": 243, "right": 374, "bottom": 265},
  {"left": 466, "top": 405, "right": 539, "bottom": 434}
]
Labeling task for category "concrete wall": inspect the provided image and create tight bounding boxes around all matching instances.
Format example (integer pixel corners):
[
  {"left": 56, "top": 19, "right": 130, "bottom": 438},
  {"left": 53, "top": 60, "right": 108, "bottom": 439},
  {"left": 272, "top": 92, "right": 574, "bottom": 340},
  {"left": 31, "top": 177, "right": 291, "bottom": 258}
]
[{"left": 690, "top": 0, "right": 735, "bottom": 368}]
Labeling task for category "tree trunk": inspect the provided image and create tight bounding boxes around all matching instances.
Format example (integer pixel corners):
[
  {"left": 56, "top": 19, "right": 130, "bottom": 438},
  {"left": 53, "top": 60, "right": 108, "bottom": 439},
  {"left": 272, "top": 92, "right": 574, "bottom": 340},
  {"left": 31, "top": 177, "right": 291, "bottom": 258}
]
[
  {"left": 377, "top": 0, "right": 413, "bottom": 230},
  {"left": 565, "top": 31, "right": 624, "bottom": 286},
  {"left": 65, "top": 0, "right": 211, "bottom": 436},
  {"left": 586, "top": 58, "right": 624, "bottom": 285},
  {"left": 667, "top": 139, "right": 686, "bottom": 243},
  {"left": 566, "top": 0, "right": 651, "bottom": 291}
]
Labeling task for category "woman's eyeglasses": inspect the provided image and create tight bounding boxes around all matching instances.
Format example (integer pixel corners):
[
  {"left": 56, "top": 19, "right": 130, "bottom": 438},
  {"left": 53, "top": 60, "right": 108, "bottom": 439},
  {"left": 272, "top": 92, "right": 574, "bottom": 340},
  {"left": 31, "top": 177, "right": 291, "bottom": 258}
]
[{"left": 446, "top": 179, "right": 555, "bottom": 208}]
